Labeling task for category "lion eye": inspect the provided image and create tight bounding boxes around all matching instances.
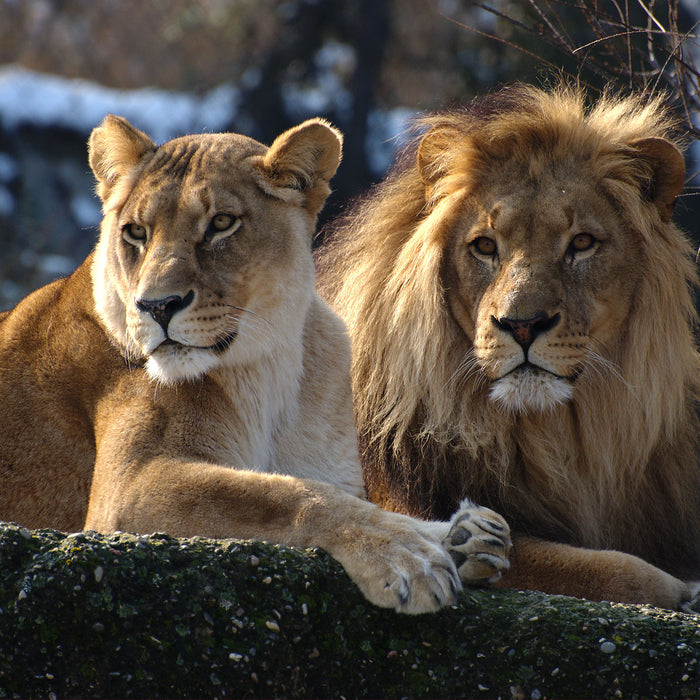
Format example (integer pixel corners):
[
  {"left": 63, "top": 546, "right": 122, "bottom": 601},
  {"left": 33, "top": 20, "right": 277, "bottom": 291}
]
[
  {"left": 212, "top": 214, "right": 234, "bottom": 231},
  {"left": 123, "top": 223, "right": 147, "bottom": 244},
  {"left": 472, "top": 236, "right": 497, "bottom": 257},
  {"left": 569, "top": 233, "right": 596, "bottom": 254}
]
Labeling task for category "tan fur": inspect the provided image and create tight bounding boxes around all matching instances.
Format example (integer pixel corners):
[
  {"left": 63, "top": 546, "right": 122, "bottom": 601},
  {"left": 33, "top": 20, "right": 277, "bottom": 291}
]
[
  {"left": 0, "top": 115, "right": 514, "bottom": 614},
  {"left": 318, "top": 84, "right": 700, "bottom": 608}
]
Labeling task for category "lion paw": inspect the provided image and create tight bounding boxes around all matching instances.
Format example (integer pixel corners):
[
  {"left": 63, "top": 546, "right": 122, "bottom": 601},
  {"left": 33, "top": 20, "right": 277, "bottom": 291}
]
[
  {"left": 365, "top": 543, "right": 462, "bottom": 615},
  {"left": 442, "top": 500, "right": 511, "bottom": 585},
  {"left": 681, "top": 583, "right": 700, "bottom": 614}
]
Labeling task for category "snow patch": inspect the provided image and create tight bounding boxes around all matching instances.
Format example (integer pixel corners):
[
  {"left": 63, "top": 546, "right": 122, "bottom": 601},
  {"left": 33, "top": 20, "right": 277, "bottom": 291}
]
[
  {"left": 0, "top": 65, "right": 240, "bottom": 143},
  {"left": 0, "top": 153, "right": 18, "bottom": 183},
  {"left": 70, "top": 193, "right": 102, "bottom": 228},
  {"left": 282, "top": 40, "right": 355, "bottom": 120}
]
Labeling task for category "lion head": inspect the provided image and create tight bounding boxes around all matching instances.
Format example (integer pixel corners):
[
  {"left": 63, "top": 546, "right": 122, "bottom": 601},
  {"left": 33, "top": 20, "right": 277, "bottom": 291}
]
[
  {"left": 89, "top": 115, "right": 341, "bottom": 384},
  {"left": 319, "top": 84, "right": 700, "bottom": 573}
]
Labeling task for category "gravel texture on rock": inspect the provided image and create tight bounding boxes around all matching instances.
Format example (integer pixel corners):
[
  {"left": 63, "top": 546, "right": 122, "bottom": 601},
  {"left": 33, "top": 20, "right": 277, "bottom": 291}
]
[{"left": 1, "top": 522, "right": 699, "bottom": 699}]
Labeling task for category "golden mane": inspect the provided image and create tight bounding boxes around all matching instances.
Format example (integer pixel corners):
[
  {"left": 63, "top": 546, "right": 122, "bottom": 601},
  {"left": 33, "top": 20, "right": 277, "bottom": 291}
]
[{"left": 318, "top": 84, "right": 700, "bottom": 578}]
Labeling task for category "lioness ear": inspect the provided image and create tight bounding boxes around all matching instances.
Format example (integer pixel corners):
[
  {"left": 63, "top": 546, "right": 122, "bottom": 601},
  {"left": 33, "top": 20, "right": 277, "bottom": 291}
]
[
  {"left": 253, "top": 118, "right": 343, "bottom": 218},
  {"left": 88, "top": 114, "right": 156, "bottom": 203},
  {"left": 630, "top": 137, "right": 685, "bottom": 222}
]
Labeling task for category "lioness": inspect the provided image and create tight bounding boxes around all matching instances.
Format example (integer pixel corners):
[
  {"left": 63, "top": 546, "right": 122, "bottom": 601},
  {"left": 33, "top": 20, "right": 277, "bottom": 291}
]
[
  {"left": 318, "top": 85, "right": 700, "bottom": 609},
  {"left": 0, "top": 115, "right": 511, "bottom": 613}
]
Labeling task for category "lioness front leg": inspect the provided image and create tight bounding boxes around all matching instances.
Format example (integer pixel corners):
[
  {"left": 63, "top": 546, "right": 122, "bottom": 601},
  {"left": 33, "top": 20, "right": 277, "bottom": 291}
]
[
  {"left": 323, "top": 503, "right": 463, "bottom": 614},
  {"left": 86, "top": 461, "right": 462, "bottom": 614}
]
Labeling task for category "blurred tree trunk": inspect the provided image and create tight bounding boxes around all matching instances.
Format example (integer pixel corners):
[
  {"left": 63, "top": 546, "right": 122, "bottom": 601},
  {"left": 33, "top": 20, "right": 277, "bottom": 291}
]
[{"left": 336, "top": 0, "right": 390, "bottom": 199}]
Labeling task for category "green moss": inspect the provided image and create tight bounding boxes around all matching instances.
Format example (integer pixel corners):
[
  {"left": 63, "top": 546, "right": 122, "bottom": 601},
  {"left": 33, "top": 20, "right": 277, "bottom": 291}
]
[{"left": 1, "top": 522, "right": 699, "bottom": 699}]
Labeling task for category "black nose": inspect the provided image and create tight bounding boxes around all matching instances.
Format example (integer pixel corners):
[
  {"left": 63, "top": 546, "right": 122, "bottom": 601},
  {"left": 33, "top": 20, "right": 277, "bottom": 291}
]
[
  {"left": 492, "top": 312, "right": 560, "bottom": 351},
  {"left": 136, "top": 290, "right": 194, "bottom": 332}
]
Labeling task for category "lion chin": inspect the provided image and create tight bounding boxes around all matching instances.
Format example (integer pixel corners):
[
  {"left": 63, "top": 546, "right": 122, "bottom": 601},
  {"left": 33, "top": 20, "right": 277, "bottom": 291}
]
[{"left": 488, "top": 366, "right": 574, "bottom": 413}]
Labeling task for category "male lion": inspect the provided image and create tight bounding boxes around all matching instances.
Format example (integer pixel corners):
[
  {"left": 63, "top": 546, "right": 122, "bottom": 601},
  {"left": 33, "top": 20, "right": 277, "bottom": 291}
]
[
  {"left": 0, "top": 116, "right": 511, "bottom": 613},
  {"left": 318, "top": 84, "right": 700, "bottom": 609}
]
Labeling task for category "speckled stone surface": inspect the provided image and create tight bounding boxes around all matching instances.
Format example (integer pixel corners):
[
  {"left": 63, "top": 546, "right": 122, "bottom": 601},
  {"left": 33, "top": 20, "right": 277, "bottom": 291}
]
[{"left": 1, "top": 522, "right": 699, "bottom": 699}]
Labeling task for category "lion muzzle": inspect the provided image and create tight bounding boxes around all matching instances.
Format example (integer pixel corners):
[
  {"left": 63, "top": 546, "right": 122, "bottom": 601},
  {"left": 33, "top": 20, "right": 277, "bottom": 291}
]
[{"left": 492, "top": 311, "right": 560, "bottom": 352}]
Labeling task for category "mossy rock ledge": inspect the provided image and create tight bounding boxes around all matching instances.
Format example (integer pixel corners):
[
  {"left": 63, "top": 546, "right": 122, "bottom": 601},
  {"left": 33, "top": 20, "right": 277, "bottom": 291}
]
[{"left": 1, "top": 523, "right": 699, "bottom": 699}]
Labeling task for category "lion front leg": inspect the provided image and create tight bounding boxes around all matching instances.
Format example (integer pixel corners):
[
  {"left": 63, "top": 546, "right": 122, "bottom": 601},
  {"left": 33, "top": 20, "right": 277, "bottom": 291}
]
[{"left": 497, "top": 535, "right": 691, "bottom": 609}]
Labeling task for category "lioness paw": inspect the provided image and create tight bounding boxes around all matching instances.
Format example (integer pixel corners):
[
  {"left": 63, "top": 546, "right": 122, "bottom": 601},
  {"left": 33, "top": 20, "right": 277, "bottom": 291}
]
[
  {"left": 334, "top": 511, "right": 463, "bottom": 614},
  {"left": 373, "top": 552, "right": 461, "bottom": 615},
  {"left": 443, "top": 499, "right": 511, "bottom": 585}
]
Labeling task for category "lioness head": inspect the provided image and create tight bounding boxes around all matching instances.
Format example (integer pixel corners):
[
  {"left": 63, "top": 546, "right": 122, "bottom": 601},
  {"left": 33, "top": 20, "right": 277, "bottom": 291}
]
[
  {"left": 416, "top": 88, "right": 687, "bottom": 413},
  {"left": 89, "top": 116, "right": 341, "bottom": 383}
]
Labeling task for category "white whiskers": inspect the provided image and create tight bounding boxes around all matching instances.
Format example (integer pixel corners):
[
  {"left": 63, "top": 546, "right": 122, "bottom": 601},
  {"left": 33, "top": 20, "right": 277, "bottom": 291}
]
[
  {"left": 223, "top": 304, "right": 275, "bottom": 348},
  {"left": 445, "top": 347, "right": 490, "bottom": 394},
  {"left": 583, "top": 340, "right": 640, "bottom": 406}
]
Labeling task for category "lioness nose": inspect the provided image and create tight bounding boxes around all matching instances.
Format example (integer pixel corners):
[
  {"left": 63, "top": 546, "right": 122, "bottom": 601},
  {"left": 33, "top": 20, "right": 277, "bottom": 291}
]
[
  {"left": 136, "top": 290, "right": 194, "bottom": 332},
  {"left": 492, "top": 312, "right": 560, "bottom": 351}
]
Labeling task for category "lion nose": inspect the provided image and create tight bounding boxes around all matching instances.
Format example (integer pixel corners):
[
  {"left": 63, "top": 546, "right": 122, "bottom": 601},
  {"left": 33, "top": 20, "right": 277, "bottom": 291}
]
[
  {"left": 492, "top": 312, "right": 560, "bottom": 351},
  {"left": 136, "top": 290, "right": 194, "bottom": 332}
]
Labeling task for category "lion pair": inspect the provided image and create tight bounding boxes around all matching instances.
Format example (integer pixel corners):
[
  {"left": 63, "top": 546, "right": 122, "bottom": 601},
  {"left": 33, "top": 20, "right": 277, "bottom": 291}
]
[{"left": 1, "top": 84, "right": 698, "bottom": 612}]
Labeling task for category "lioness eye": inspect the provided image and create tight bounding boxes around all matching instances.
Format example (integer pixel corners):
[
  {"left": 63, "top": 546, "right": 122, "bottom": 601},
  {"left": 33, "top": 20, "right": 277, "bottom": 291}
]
[
  {"left": 205, "top": 214, "right": 241, "bottom": 244},
  {"left": 473, "top": 236, "right": 497, "bottom": 257},
  {"left": 123, "top": 223, "right": 147, "bottom": 243},
  {"left": 569, "top": 233, "right": 595, "bottom": 253}
]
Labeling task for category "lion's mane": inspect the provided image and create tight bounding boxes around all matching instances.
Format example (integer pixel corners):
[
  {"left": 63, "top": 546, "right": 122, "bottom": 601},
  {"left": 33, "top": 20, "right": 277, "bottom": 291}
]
[{"left": 318, "top": 84, "right": 700, "bottom": 578}]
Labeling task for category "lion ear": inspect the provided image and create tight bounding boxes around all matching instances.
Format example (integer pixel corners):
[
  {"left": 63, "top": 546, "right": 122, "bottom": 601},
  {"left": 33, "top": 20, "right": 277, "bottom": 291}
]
[
  {"left": 417, "top": 123, "right": 477, "bottom": 205},
  {"left": 418, "top": 126, "right": 454, "bottom": 187},
  {"left": 417, "top": 124, "right": 469, "bottom": 188},
  {"left": 88, "top": 115, "right": 156, "bottom": 203},
  {"left": 630, "top": 137, "right": 685, "bottom": 222},
  {"left": 253, "top": 118, "right": 343, "bottom": 218}
]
